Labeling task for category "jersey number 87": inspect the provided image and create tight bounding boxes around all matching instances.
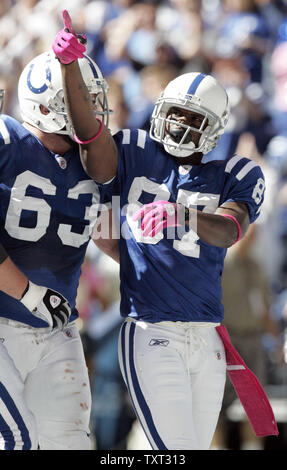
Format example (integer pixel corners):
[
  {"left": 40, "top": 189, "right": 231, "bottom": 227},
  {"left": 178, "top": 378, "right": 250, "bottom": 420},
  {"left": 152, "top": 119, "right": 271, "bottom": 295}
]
[{"left": 126, "top": 175, "right": 264, "bottom": 258}]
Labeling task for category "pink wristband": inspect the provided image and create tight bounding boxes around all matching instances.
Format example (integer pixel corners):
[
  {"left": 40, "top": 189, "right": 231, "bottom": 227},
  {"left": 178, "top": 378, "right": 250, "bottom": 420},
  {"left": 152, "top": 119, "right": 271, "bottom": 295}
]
[
  {"left": 74, "top": 119, "right": 103, "bottom": 144},
  {"left": 220, "top": 213, "right": 242, "bottom": 244}
]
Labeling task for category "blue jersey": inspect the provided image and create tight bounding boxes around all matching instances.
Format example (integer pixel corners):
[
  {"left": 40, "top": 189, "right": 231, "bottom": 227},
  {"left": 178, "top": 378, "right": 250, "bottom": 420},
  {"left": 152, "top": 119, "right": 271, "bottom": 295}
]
[
  {"left": 0, "top": 115, "right": 100, "bottom": 327},
  {"left": 103, "top": 129, "right": 265, "bottom": 324}
]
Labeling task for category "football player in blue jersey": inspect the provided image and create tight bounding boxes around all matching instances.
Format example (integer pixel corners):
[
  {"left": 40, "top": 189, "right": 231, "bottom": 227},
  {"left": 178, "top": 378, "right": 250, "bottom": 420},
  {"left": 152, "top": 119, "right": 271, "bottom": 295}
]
[
  {"left": 0, "top": 89, "right": 74, "bottom": 450},
  {"left": 0, "top": 47, "right": 111, "bottom": 449},
  {"left": 53, "top": 11, "right": 267, "bottom": 450}
]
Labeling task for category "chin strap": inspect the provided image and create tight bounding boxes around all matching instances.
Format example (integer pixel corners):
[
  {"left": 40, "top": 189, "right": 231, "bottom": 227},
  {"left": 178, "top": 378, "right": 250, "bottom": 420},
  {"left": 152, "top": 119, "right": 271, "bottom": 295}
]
[{"left": 163, "top": 136, "right": 196, "bottom": 158}]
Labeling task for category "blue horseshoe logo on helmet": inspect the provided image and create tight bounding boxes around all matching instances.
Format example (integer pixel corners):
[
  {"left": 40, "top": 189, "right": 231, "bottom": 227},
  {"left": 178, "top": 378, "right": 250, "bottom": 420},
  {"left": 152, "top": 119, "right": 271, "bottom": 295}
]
[{"left": 27, "top": 62, "right": 52, "bottom": 94}]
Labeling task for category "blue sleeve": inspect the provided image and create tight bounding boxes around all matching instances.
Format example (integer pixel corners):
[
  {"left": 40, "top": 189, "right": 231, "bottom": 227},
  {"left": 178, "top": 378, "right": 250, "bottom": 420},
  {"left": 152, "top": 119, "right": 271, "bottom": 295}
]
[{"left": 223, "top": 158, "right": 266, "bottom": 223}]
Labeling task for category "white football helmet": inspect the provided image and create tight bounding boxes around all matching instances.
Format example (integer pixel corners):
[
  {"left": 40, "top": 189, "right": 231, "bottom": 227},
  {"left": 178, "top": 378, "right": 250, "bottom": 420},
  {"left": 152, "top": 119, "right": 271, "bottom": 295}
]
[
  {"left": 18, "top": 50, "right": 109, "bottom": 138},
  {"left": 150, "top": 72, "right": 229, "bottom": 158}
]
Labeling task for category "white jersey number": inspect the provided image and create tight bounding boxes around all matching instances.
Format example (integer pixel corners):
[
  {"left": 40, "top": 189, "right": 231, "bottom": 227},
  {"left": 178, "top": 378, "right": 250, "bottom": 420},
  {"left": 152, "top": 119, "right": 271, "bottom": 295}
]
[
  {"left": 252, "top": 177, "right": 265, "bottom": 205},
  {"left": 5, "top": 170, "right": 99, "bottom": 247},
  {"left": 127, "top": 176, "right": 220, "bottom": 258}
]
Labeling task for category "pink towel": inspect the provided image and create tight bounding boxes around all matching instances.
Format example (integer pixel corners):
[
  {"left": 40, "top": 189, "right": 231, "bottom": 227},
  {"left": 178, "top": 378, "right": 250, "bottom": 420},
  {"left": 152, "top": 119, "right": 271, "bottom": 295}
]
[{"left": 216, "top": 324, "right": 279, "bottom": 437}]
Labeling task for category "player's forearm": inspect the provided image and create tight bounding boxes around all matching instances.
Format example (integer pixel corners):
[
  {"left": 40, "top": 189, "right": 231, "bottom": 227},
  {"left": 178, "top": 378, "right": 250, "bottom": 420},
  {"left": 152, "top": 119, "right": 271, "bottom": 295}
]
[
  {"left": 79, "top": 135, "right": 118, "bottom": 184},
  {"left": 61, "top": 62, "right": 118, "bottom": 183},
  {"left": 0, "top": 256, "right": 28, "bottom": 299},
  {"left": 186, "top": 209, "right": 242, "bottom": 248},
  {"left": 61, "top": 62, "right": 99, "bottom": 140}
]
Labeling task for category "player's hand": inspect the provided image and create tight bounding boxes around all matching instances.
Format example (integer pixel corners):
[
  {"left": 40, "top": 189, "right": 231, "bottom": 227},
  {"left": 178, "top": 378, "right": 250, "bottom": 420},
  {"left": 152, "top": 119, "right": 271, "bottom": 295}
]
[
  {"left": 21, "top": 281, "right": 71, "bottom": 330},
  {"left": 132, "top": 200, "right": 184, "bottom": 237},
  {"left": 52, "top": 10, "right": 87, "bottom": 64}
]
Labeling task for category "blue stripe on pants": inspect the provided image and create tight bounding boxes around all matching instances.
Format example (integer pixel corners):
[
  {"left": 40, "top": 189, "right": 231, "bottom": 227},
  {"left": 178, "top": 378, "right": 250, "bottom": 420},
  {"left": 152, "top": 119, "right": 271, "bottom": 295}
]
[
  {"left": 0, "top": 382, "right": 32, "bottom": 450},
  {"left": 120, "top": 321, "right": 167, "bottom": 450},
  {"left": 0, "top": 414, "right": 15, "bottom": 450}
]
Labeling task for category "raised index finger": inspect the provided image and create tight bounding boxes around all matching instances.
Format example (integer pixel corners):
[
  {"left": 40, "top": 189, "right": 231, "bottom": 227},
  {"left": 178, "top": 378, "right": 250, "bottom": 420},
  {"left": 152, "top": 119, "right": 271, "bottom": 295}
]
[{"left": 62, "top": 10, "right": 76, "bottom": 35}]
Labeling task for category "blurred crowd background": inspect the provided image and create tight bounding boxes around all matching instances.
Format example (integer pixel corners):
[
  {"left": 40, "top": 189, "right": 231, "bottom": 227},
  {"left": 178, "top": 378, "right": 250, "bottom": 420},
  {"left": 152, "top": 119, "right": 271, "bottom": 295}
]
[{"left": 1, "top": 0, "right": 287, "bottom": 451}]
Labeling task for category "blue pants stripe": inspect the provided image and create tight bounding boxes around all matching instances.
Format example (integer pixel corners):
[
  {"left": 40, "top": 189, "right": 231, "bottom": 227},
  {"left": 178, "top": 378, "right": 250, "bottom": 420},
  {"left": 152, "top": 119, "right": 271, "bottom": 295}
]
[
  {"left": 120, "top": 321, "right": 167, "bottom": 450},
  {"left": 0, "top": 413, "right": 15, "bottom": 450},
  {"left": 0, "top": 382, "right": 32, "bottom": 450}
]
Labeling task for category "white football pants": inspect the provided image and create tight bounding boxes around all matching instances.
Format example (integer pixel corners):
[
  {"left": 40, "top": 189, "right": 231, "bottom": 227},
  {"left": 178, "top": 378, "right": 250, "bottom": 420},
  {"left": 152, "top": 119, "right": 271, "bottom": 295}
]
[
  {"left": 119, "top": 318, "right": 226, "bottom": 450},
  {"left": 0, "top": 321, "right": 91, "bottom": 450},
  {"left": 0, "top": 340, "right": 38, "bottom": 449}
]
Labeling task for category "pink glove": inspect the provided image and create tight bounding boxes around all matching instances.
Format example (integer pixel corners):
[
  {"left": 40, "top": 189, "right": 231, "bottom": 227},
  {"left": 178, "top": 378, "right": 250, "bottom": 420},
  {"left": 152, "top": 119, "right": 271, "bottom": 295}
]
[
  {"left": 132, "top": 200, "right": 183, "bottom": 237},
  {"left": 52, "top": 10, "right": 87, "bottom": 64}
]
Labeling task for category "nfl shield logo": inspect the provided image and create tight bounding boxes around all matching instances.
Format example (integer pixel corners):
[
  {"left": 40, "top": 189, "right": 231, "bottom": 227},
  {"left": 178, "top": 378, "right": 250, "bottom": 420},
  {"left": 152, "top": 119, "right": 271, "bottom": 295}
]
[{"left": 55, "top": 156, "right": 67, "bottom": 169}]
